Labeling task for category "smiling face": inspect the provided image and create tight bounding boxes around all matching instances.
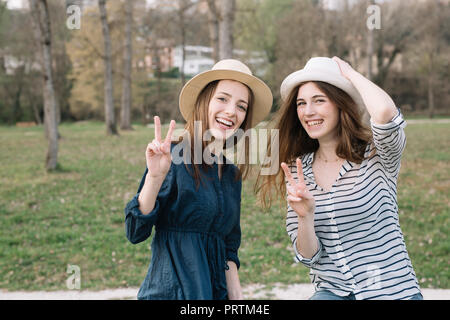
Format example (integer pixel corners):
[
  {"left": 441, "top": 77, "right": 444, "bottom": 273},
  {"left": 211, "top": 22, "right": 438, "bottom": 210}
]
[
  {"left": 207, "top": 79, "right": 250, "bottom": 140},
  {"left": 296, "top": 82, "right": 340, "bottom": 143}
]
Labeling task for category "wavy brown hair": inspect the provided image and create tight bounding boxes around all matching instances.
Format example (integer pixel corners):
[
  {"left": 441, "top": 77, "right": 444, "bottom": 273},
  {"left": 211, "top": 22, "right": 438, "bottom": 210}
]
[
  {"left": 179, "top": 80, "right": 254, "bottom": 188},
  {"left": 255, "top": 81, "right": 372, "bottom": 209}
]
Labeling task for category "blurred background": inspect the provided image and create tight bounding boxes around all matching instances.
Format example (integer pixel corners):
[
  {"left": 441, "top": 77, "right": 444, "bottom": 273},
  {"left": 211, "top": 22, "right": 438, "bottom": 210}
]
[
  {"left": 0, "top": 0, "right": 448, "bottom": 295},
  {"left": 1, "top": 0, "right": 449, "bottom": 128}
]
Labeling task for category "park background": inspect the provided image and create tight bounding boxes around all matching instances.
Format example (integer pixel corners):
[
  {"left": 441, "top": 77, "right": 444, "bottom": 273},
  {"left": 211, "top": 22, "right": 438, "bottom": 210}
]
[{"left": 0, "top": 0, "right": 448, "bottom": 295}]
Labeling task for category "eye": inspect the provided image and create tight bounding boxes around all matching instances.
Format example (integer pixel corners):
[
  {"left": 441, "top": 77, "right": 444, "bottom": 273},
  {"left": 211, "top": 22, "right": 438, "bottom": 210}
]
[
  {"left": 238, "top": 105, "right": 247, "bottom": 112},
  {"left": 297, "top": 102, "right": 306, "bottom": 108},
  {"left": 217, "top": 97, "right": 227, "bottom": 102},
  {"left": 315, "top": 99, "right": 325, "bottom": 103}
]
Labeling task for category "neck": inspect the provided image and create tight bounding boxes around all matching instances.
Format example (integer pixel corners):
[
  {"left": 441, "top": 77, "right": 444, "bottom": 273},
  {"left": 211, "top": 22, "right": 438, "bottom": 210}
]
[{"left": 317, "top": 139, "right": 340, "bottom": 162}]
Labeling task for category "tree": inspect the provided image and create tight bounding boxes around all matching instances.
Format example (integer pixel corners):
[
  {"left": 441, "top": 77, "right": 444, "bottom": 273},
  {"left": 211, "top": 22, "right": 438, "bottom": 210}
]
[
  {"left": 205, "top": 0, "right": 219, "bottom": 62},
  {"left": 206, "top": 0, "right": 236, "bottom": 60},
  {"left": 120, "top": 0, "right": 133, "bottom": 130},
  {"left": 366, "top": 0, "right": 375, "bottom": 81},
  {"left": 218, "top": 0, "right": 235, "bottom": 59},
  {"left": 29, "top": 0, "right": 59, "bottom": 170},
  {"left": 177, "top": 0, "right": 196, "bottom": 86},
  {"left": 407, "top": 1, "right": 450, "bottom": 118},
  {"left": 274, "top": 0, "right": 327, "bottom": 91},
  {"left": 370, "top": 0, "right": 419, "bottom": 87},
  {"left": 98, "top": 0, "right": 118, "bottom": 135}
]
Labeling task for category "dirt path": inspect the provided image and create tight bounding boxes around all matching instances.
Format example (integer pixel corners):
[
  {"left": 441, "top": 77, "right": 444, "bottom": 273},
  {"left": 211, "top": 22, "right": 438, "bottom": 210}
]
[{"left": 1, "top": 283, "right": 449, "bottom": 300}]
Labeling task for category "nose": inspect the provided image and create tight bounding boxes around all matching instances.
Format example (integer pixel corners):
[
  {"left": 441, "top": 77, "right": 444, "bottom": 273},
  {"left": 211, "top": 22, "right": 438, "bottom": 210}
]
[
  {"left": 224, "top": 100, "right": 236, "bottom": 117},
  {"left": 303, "top": 102, "right": 315, "bottom": 116}
]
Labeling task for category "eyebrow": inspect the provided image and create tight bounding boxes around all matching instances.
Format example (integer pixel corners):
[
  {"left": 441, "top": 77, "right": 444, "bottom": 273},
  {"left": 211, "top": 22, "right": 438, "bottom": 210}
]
[
  {"left": 217, "top": 91, "right": 248, "bottom": 105},
  {"left": 297, "top": 94, "right": 326, "bottom": 101}
]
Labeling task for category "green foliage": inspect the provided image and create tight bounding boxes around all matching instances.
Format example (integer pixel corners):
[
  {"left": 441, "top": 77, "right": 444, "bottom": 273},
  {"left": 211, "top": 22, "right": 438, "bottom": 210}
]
[{"left": 155, "top": 67, "right": 180, "bottom": 79}]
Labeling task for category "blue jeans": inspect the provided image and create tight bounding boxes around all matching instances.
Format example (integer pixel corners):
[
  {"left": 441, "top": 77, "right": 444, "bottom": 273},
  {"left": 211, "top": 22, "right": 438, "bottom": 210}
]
[
  {"left": 309, "top": 290, "right": 423, "bottom": 300},
  {"left": 309, "top": 290, "right": 356, "bottom": 300}
]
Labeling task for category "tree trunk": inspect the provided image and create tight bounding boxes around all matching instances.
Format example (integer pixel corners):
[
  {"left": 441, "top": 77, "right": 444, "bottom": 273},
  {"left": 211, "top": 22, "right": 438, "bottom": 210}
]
[
  {"left": 98, "top": 0, "right": 118, "bottom": 135},
  {"left": 120, "top": 0, "right": 133, "bottom": 130},
  {"left": 367, "top": 0, "right": 375, "bottom": 81},
  {"left": 179, "top": 1, "right": 187, "bottom": 86},
  {"left": 367, "top": 28, "right": 373, "bottom": 81},
  {"left": 31, "top": 100, "right": 43, "bottom": 125},
  {"left": 218, "top": 0, "right": 235, "bottom": 60},
  {"left": 29, "top": 0, "right": 59, "bottom": 170},
  {"left": 427, "top": 75, "right": 435, "bottom": 119},
  {"left": 206, "top": 0, "right": 219, "bottom": 63}
]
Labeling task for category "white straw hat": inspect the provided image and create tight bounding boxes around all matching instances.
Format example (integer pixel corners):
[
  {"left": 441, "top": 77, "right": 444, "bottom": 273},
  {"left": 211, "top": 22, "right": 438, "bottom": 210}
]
[
  {"left": 179, "top": 59, "right": 273, "bottom": 127},
  {"left": 280, "top": 57, "right": 366, "bottom": 115}
]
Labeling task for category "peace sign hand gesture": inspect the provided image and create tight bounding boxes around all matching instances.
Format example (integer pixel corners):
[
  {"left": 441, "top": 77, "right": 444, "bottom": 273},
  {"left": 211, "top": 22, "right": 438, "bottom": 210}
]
[
  {"left": 146, "top": 116, "right": 176, "bottom": 180},
  {"left": 281, "top": 158, "right": 316, "bottom": 219}
]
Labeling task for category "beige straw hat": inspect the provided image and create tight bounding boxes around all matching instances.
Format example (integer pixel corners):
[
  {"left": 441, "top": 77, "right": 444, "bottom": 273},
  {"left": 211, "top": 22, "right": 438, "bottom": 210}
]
[{"left": 179, "top": 59, "right": 273, "bottom": 127}]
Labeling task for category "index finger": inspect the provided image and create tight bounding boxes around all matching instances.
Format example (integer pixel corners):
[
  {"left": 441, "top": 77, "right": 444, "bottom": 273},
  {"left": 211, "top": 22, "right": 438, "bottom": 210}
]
[
  {"left": 296, "top": 158, "right": 306, "bottom": 187},
  {"left": 164, "top": 120, "right": 176, "bottom": 145},
  {"left": 154, "top": 116, "right": 161, "bottom": 141},
  {"left": 281, "top": 162, "right": 296, "bottom": 188}
]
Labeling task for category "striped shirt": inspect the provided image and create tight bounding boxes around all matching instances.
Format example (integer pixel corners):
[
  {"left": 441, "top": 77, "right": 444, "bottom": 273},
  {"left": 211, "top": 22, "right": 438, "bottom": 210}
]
[{"left": 286, "top": 111, "right": 421, "bottom": 300}]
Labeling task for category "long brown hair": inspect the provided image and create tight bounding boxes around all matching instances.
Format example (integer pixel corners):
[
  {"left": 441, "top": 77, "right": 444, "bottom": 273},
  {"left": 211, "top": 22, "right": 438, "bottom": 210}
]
[
  {"left": 255, "top": 81, "right": 372, "bottom": 208},
  {"left": 180, "top": 80, "right": 255, "bottom": 188}
]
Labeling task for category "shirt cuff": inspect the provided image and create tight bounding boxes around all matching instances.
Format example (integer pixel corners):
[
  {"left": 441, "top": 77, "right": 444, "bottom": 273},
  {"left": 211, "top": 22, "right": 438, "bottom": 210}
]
[
  {"left": 293, "top": 237, "right": 322, "bottom": 267},
  {"left": 124, "top": 193, "right": 160, "bottom": 221},
  {"left": 226, "top": 251, "right": 240, "bottom": 270}
]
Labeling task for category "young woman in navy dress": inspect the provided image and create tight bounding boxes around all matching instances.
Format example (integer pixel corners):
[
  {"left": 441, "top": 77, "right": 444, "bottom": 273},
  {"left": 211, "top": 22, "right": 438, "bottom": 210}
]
[{"left": 125, "top": 59, "right": 272, "bottom": 300}]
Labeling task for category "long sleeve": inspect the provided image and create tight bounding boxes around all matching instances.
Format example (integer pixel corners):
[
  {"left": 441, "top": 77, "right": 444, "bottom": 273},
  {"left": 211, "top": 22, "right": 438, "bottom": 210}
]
[
  {"left": 225, "top": 221, "right": 241, "bottom": 269},
  {"left": 124, "top": 166, "right": 175, "bottom": 244},
  {"left": 370, "top": 109, "right": 407, "bottom": 180},
  {"left": 285, "top": 164, "right": 322, "bottom": 268},
  {"left": 224, "top": 180, "right": 241, "bottom": 269},
  {"left": 286, "top": 200, "right": 323, "bottom": 268}
]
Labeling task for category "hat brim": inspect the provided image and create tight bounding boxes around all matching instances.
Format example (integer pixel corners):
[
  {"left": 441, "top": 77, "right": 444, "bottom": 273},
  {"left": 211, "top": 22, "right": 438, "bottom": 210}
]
[
  {"left": 179, "top": 69, "right": 273, "bottom": 127},
  {"left": 280, "top": 69, "right": 367, "bottom": 115}
]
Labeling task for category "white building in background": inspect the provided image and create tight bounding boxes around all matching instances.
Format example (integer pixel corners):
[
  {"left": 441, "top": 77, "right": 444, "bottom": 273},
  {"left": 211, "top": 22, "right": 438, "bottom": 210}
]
[
  {"left": 172, "top": 46, "right": 214, "bottom": 76},
  {"left": 172, "top": 45, "right": 267, "bottom": 77}
]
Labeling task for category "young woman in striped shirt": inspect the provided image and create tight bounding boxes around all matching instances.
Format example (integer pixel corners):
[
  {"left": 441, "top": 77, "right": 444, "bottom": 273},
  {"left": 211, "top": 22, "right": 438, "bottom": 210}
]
[{"left": 257, "top": 57, "right": 422, "bottom": 300}]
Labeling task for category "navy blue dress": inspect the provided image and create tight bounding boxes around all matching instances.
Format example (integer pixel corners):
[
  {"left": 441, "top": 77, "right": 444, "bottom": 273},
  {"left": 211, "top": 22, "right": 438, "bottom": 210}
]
[{"left": 124, "top": 150, "right": 242, "bottom": 300}]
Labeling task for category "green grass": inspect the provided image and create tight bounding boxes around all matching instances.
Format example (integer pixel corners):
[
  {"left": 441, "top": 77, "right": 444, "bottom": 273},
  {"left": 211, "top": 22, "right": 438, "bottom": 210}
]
[{"left": 0, "top": 121, "right": 448, "bottom": 291}]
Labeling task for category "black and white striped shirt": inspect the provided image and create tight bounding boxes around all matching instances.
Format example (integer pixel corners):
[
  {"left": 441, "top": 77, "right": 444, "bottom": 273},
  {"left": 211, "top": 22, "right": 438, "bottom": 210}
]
[{"left": 286, "top": 111, "right": 421, "bottom": 300}]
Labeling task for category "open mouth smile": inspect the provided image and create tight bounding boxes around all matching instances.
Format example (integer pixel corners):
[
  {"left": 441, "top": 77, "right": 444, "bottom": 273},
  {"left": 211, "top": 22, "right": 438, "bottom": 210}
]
[
  {"left": 306, "top": 119, "right": 324, "bottom": 127},
  {"left": 216, "top": 117, "right": 234, "bottom": 128}
]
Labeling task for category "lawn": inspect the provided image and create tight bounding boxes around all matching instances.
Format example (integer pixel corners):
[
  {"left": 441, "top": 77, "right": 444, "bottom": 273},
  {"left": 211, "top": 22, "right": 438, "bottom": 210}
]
[{"left": 0, "top": 120, "right": 448, "bottom": 291}]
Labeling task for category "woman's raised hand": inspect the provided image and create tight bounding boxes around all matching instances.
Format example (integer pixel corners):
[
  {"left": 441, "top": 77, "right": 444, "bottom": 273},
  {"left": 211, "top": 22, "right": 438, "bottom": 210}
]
[
  {"left": 281, "top": 158, "right": 315, "bottom": 219},
  {"left": 146, "top": 116, "right": 176, "bottom": 179},
  {"left": 332, "top": 56, "right": 356, "bottom": 81}
]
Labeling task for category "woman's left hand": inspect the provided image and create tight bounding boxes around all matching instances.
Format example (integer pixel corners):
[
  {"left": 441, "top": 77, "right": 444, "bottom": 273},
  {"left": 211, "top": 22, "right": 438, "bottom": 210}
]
[{"left": 332, "top": 56, "right": 356, "bottom": 81}]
